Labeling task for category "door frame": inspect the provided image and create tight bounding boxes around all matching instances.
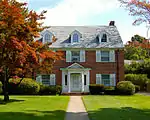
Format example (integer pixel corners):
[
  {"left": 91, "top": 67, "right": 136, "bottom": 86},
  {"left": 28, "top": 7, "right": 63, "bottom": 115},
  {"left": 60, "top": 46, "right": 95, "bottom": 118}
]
[{"left": 61, "top": 70, "right": 90, "bottom": 93}]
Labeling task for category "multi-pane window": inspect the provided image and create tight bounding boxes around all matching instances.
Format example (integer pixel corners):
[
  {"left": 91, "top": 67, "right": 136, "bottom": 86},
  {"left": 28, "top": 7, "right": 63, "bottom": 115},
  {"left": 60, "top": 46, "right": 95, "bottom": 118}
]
[
  {"left": 73, "top": 33, "right": 79, "bottom": 42},
  {"left": 101, "top": 34, "right": 107, "bottom": 42},
  {"left": 42, "top": 75, "right": 50, "bottom": 85},
  {"left": 41, "top": 74, "right": 55, "bottom": 86},
  {"left": 96, "top": 74, "right": 111, "bottom": 86},
  {"left": 101, "top": 74, "right": 110, "bottom": 86},
  {"left": 45, "top": 33, "right": 51, "bottom": 42},
  {"left": 71, "top": 51, "right": 80, "bottom": 62},
  {"left": 101, "top": 51, "right": 109, "bottom": 62}
]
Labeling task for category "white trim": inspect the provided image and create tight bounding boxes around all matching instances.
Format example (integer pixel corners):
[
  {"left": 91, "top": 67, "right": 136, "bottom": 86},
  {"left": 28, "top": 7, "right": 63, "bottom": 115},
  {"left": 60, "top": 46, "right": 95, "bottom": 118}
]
[
  {"left": 67, "top": 63, "right": 84, "bottom": 69},
  {"left": 96, "top": 74, "right": 101, "bottom": 84},
  {"left": 80, "top": 50, "right": 85, "bottom": 62},
  {"left": 36, "top": 75, "right": 42, "bottom": 83},
  {"left": 82, "top": 72, "right": 84, "bottom": 92},
  {"left": 66, "top": 50, "right": 71, "bottom": 62},
  {"left": 96, "top": 50, "right": 101, "bottom": 62},
  {"left": 109, "top": 50, "right": 115, "bottom": 62},
  {"left": 68, "top": 72, "right": 71, "bottom": 93},
  {"left": 61, "top": 69, "right": 90, "bottom": 93}
]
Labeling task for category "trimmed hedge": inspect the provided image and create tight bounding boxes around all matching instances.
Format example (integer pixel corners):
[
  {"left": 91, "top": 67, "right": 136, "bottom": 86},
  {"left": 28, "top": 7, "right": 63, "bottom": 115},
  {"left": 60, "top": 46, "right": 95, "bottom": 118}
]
[
  {"left": 89, "top": 84, "right": 104, "bottom": 95},
  {"left": 125, "top": 74, "right": 149, "bottom": 91},
  {"left": 0, "top": 81, "right": 2, "bottom": 94},
  {"left": 116, "top": 81, "right": 135, "bottom": 95},
  {"left": 104, "top": 86, "right": 116, "bottom": 95},
  {"left": 8, "top": 78, "right": 40, "bottom": 95},
  {"left": 39, "top": 85, "right": 62, "bottom": 95}
]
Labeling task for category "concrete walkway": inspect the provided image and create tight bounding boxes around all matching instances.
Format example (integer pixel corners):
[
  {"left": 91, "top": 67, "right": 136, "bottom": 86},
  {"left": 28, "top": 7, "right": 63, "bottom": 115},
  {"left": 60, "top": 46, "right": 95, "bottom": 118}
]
[
  {"left": 137, "top": 92, "right": 150, "bottom": 96},
  {"left": 65, "top": 96, "right": 90, "bottom": 120}
]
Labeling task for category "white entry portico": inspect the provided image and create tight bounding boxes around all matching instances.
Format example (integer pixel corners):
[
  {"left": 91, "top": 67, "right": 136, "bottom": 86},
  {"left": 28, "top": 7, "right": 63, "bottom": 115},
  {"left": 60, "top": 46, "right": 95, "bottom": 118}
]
[{"left": 60, "top": 63, "right": 91, "bottom": 93}]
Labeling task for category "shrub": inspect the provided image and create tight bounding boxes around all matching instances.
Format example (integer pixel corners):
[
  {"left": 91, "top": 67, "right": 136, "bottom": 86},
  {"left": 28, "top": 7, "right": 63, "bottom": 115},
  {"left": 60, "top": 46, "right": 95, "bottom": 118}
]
[
  {"left": 89, "top": 84, "right": 104, "bottom": 95},
  {"left": 0, "top": 81, "right": 2, "bottom": 94},
  {"left": 125, "top": 74, "right": 149, "bottom": 91},
  {"left": 8, "top": 78, "right": 40, "bottom": 95},
  {"left": 39, "top": 85, "right": 56, "bottom": 95},
  {"left": 56, "top": 85, "right": 62, "bottom": 95},
  {"left": 104, "top": 86, "right": 116, "bottom": 95},
  {"left": 135, "top": 85, "right": 140, "bottom": 93},
  {"left": 39, "top": 85, "right": 62, "bottom": 95},
  {"left": 116, "top": 81, "right": 135, "bottom": 95}
]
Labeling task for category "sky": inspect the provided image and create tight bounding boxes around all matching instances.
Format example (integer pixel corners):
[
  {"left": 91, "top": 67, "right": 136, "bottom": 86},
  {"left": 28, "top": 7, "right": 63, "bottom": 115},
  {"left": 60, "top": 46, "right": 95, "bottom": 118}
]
[{"left": 18, "top": 0, "right": 149, "bottom": 44}]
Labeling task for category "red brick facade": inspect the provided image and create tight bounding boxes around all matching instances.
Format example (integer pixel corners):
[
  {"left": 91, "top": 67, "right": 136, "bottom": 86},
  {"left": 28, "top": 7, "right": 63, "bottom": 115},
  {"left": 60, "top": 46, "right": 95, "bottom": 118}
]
[{"left": 52, "top": 50, "right": 124, "bottom": 85}]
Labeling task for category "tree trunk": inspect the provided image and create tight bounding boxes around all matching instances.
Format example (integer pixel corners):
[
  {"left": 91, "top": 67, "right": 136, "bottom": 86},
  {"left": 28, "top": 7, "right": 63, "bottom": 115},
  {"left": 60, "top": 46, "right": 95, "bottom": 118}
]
[{"left": 3, "top": 67, "right": 9, "bottom": 102}]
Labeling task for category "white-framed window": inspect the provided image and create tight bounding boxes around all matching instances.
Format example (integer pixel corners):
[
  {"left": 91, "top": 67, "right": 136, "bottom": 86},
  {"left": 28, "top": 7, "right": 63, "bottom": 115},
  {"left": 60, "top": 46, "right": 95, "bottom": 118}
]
[
  {"left": 96, "top": 50, "right": 115, "bottom": 62},
  {"left": 96, "top": 74, "right": 116, "bottom": 86},
  {"left": 101, "top": 34, "right": 107, "bottom": 42},
  {"left": 101, "top": 74, "right": 110, "bottom": 86},
  {"left": 73, "top": 33, "right": 79, "bottom": 42},
  {"left": 66, "top": 50, "right": 85, "bottom": 62},
  {"left": 44, "top": 33, "right": 51, "bottom": 43},
  {"left": 41, "top": 74, "right": 55, "bottom": 86},
  {"left": 71, "top": 51, "right": 80, "bottom": 62},
  {"left": 71, "top": 30, "right": 81, "bottom": 43},
  {"left": 101, "top": 51, "right": 109, "bottom": 62}
]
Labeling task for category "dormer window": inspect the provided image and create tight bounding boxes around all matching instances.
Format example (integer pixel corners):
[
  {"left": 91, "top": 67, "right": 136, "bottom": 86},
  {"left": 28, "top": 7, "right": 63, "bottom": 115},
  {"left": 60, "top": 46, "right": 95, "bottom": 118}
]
[
  {"left": 70, "top": 30, "right": 81, "bottom": 43},
  {"left": 43, "top": 30, "right": 53, "bottom": 44},
  {"left": 101, "top": 34, "right": 107, "bottom": 42},
  {"left": 45, "top": 33, "right": 51, "bottom": 43},
  {"left": 73, "top": 33, "right": 79, "bottom": 42}
]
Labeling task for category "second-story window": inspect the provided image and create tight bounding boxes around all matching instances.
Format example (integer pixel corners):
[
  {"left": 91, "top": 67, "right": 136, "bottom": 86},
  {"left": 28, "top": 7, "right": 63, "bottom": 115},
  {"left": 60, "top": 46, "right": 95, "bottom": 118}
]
[
  {"left": 73, "top": 33, "right": 79, "bottom": 42},
  {"left": 101, "top": 34, "right": 107, "bottom": 42},
  {"left": 71, "top": 51, "right": 80, "bottom": 62},
  {"left": 45, "top": 33, "right": 51, "bottom": 43},
  {"left": 101, "top": 51, "right": 109, "bottom": 62}
]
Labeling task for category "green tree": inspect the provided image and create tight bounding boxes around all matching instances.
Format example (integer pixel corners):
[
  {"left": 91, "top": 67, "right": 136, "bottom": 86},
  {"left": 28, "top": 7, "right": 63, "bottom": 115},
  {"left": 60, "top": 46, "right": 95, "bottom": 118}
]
[
  {"left": 131, "top": 34, "right": 146, "bottom": 43},
  {"left": 124, "top": 45, "right": 148, "bottom": 60}
]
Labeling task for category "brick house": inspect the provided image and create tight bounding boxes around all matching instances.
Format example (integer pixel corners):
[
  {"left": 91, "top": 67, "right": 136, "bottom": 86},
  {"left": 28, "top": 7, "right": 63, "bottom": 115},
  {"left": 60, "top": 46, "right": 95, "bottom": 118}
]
[{"left": 36, "top": 21, "right": 124, "bottom": 93}]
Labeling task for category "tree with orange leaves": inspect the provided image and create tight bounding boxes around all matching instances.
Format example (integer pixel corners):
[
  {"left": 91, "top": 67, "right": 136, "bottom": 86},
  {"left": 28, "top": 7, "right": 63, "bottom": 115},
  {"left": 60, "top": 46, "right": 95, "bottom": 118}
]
[
  {"left": 0, "top": 0, "right": 62, "bottom": 101},
  {"left": 119, "top": 0, "right": 150, "bottom": 25}
]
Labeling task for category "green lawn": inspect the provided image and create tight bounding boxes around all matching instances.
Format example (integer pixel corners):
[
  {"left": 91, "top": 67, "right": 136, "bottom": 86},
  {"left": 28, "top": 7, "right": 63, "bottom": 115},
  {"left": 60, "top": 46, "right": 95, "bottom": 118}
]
[
  {"left": 0, "top": 96, "right": 69, "bottom": 120},
  {"left": 83, "top": 95, "right": 150, "bottom": 120}
]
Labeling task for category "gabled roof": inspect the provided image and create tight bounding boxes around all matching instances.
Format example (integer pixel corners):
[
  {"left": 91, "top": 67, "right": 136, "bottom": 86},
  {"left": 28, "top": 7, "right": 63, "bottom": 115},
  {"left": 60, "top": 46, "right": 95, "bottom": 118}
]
[
  {"left": 60, "top": 63, "right": 91, "bottom": 70},
  {"left": 38, "top": 26, "right": 124, "bottom": 49},
  {"left": 67, "top": 63, "right": 85, "bottom": 69}
]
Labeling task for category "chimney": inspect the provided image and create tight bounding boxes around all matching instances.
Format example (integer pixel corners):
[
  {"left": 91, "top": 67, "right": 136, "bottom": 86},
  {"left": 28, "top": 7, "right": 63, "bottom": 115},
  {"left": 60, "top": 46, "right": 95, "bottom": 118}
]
[{"left": 109, "top": 21, "right": 115, "bottom": 26}]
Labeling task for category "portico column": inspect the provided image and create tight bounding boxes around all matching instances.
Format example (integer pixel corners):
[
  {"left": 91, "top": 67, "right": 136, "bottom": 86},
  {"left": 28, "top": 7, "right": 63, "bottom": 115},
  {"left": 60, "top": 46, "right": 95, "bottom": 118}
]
[
  {"left": 68, "top": 72, "right": 71, "bottom": 93},
  {"left": 82, "top": 72, "right": 84, "bottom": 92}
]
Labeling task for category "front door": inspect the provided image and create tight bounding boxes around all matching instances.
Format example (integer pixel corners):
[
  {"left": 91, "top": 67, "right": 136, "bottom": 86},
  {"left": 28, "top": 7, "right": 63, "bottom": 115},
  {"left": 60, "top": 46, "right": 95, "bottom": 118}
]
[{"left": 70, "top": 73, "right": 81, "bottom": 92}]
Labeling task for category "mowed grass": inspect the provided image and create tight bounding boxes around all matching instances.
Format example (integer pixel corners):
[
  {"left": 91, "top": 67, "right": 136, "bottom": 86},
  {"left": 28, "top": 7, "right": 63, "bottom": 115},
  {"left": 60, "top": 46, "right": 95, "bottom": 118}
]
[
  {"left": 83, "top": 95, "right": 150, "bottom": 120},
  {"left": 0, "top": 96, "right": 69, "bottom": 120}
]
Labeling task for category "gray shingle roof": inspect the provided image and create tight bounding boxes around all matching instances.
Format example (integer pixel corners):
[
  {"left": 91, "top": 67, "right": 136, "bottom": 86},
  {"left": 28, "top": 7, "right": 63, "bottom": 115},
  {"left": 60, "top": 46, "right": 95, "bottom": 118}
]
[{"left": 40, "top": 26, "right": 124, "bottom": 49}]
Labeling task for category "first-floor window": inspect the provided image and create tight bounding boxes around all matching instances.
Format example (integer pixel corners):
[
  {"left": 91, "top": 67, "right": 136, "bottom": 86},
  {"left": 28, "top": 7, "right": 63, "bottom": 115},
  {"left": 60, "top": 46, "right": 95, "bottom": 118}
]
[
  {"left": 96, "top": 74, "right": 111, "bottom": 86},
  {"left": 41, "top": 74, "right": 55, "bottom": 86},
  {"left": 101, "top": 74, "right": 110, "bottom": 86}
]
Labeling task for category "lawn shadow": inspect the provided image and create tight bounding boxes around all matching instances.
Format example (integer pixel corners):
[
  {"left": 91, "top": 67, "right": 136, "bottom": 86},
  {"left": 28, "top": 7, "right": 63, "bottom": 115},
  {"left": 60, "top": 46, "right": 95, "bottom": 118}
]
[
  {"left": 0, "top": 99, "right": 25, "bottom": 105},
  {"left": 0, "top": 110, "right": 66, "bottom": 120},
  {"left": 87, "top": 107, "right": 150, "bottom": 120}
]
